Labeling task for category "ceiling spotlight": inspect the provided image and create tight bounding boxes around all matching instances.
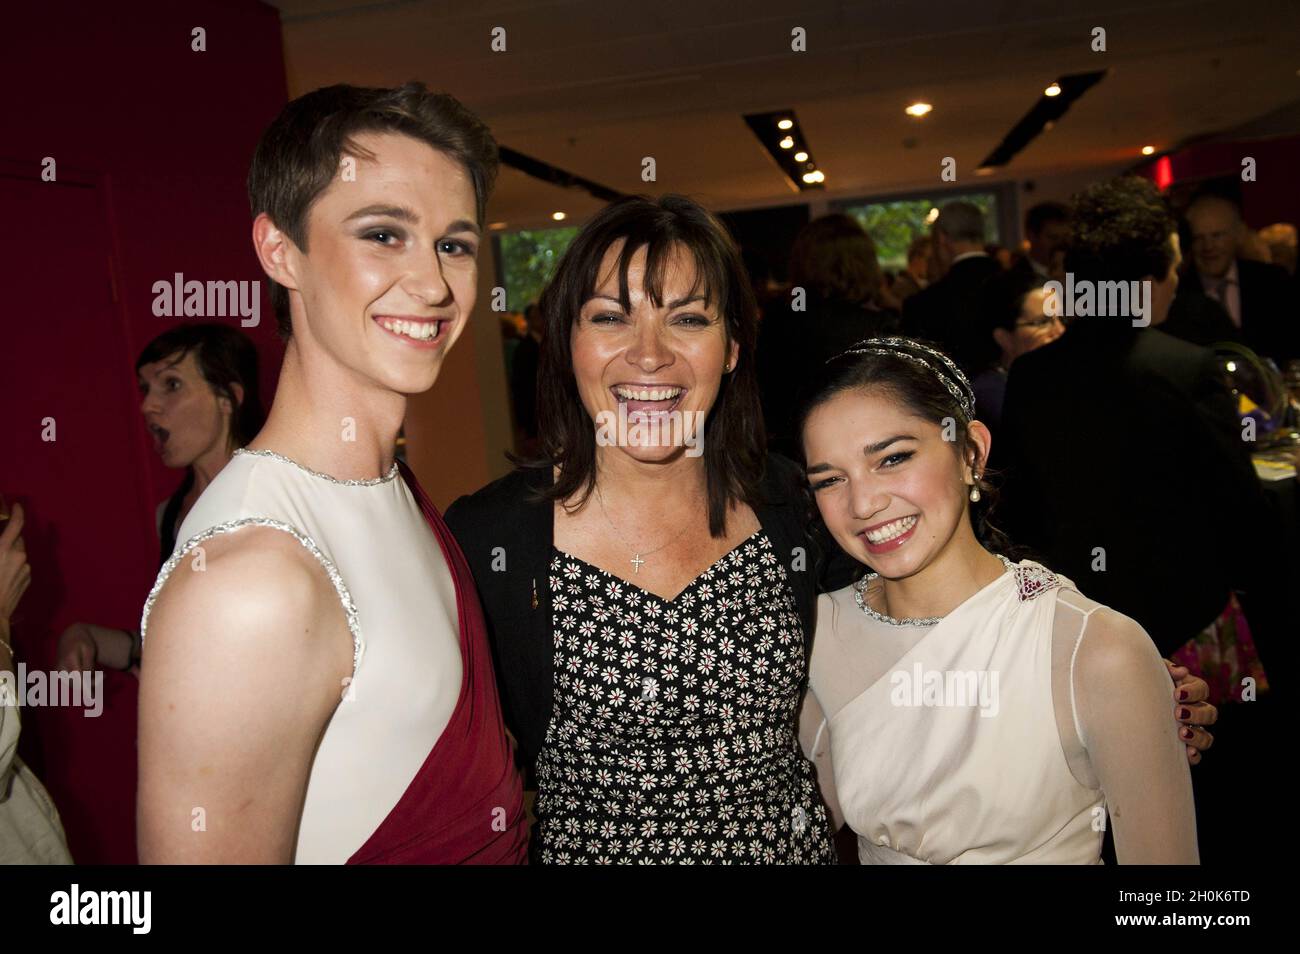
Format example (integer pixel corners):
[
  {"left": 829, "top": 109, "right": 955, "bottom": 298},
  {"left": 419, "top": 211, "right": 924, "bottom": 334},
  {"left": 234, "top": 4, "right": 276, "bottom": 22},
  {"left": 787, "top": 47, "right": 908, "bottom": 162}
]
[
  {"left": 802, "top": 171, "right": 817, "bottom": 184},
  {"left": 1141, "top": 145, "right": 1156, "bottom": 155},
  {"left": 779, "top": 136, "right": 794, "bottom": 149},
  {"left": 551, "top": 211, "right": 567, "bottom": 221},
  {"left": 794, "top": 151, "right": 808, "bottom": 162},
  {"left": 1044, "top": 83, "right": 1061, "bottom": 97},
  {"left": 905, "top": 102, "right": 933, "bottom": 117},
  {"left": 777, "top": 118, "right": 793, "bottom": 130}
]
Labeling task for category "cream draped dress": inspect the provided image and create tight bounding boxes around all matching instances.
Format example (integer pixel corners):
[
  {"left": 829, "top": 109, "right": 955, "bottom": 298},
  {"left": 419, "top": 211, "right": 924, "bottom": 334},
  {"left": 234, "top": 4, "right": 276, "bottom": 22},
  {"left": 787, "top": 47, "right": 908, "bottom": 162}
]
[{"left": 800, "top": 558, "right": 1198, "bottom": 865}]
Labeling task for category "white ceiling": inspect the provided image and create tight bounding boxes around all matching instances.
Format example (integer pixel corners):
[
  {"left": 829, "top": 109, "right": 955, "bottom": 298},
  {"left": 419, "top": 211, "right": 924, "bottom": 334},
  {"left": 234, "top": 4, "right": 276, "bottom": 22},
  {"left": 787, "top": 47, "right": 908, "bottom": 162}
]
[{"left": 268, "top": 0, "right": 1300, "bottom": 229}]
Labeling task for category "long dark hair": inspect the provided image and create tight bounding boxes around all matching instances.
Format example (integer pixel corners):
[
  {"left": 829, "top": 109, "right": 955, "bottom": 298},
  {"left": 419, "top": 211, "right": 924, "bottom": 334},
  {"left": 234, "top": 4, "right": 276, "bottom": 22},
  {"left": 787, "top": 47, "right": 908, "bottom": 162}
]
[
  {"left": 795, "top": 340, "right": 1016, "bottom": 559},
  {"left": 136, "top": 323, "right": 265, "bottom": 448},
  {"left": 532, "top": 194, "right": 766, "bottom": 538}
]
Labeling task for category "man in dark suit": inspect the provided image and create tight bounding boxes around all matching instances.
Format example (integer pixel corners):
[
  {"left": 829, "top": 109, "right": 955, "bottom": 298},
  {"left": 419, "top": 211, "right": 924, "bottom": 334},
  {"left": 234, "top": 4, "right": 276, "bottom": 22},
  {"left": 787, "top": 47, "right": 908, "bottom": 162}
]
[
  {"left": 1001, "top": 177, "right": 1273, "bottom": 659},
  {"left": 1176, "top": 193, "right": 1298, "bottom": 365},
  {"left": 902, "top": 200, "right": 1002, "bottom": 374},
  {"left": 1009, "top": 200, "right": 1070, "bottom": 286}
]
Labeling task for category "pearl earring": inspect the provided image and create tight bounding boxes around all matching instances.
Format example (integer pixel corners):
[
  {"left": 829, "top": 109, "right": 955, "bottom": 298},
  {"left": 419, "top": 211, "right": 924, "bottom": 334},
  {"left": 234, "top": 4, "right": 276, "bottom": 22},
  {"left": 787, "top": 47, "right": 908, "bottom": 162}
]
[{"left": 969, "top": 474, "right": 982, "bottom": 503}]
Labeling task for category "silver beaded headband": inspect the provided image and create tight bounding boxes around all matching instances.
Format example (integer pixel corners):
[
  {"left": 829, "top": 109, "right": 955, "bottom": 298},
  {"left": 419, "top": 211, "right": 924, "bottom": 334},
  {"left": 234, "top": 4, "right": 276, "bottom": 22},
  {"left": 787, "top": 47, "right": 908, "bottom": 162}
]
[{"left": 827, "top": 336, "right": 976, "bottom": 419}]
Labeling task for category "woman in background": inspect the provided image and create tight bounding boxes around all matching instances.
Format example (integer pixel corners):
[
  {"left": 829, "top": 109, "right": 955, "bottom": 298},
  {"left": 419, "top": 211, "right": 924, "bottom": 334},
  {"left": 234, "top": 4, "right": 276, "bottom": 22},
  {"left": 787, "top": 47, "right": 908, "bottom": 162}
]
[
  {"left": 757, "top": 214, "right": 900, "bottom": 458},
  {"left": 56, "top": 323, "right": 263, "bottom": 674}
]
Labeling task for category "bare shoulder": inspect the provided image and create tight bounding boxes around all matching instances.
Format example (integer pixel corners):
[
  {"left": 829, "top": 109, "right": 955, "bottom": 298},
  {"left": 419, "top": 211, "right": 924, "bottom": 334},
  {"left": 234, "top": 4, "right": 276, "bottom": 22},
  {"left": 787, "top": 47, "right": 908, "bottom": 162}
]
[
  {"left": 138, "top": 526, "right": 354, "bottom": 863},
  {"left": 145, "top": 525, "right": 352, "bottom": 675}
]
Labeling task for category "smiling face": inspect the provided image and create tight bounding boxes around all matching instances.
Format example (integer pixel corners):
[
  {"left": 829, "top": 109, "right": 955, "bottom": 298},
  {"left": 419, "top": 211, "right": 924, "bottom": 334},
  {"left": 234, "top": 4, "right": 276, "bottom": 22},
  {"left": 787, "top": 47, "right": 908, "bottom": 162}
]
[
  {"left": 570, "top": 240, "right": 739, "bottom": 463},
  {"left": 270, "top": 131, "right": 481, "bottom": 395},
  {"left": 138, "top": 350, "right": 234, "bottom": 469},
  {"left": 803, "top": 387, "right": 987, "bottom": 578}
]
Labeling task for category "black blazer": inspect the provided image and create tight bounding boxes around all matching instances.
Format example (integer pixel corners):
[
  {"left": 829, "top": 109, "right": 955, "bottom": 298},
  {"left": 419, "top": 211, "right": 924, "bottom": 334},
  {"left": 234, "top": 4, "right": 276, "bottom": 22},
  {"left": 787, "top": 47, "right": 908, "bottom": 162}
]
[
  {"left": 999, "top": 320, "right": 1276, "bottom": 657},
  {"left": 443, "top": 453, "right": 858, "bottom": 780},
  {"left": 756, "top": 295, "right": 901, "bottom": 458},
  {"left": 902, "top": 253, "right": 1003, "bottom": 374},
  {"left": 1178, "top": 259, "right": 1298, "bottom": 364}
]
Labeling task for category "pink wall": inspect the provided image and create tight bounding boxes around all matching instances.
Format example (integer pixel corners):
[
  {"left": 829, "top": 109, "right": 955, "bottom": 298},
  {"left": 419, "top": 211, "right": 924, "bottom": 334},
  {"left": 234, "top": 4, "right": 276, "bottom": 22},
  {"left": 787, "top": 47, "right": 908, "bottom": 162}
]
[
  {"left": 1, "top": 0, "right": 288, "bottom": 863},
  {"left": 1137, "top": 134, "right": 1300, "bottom": 226}
]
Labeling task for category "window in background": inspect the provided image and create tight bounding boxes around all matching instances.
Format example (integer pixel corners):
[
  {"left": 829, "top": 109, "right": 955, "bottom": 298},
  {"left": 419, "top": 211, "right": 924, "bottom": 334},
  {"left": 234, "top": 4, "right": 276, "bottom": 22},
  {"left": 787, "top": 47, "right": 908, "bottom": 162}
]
[
  {"left": 496, "top": 226, "right": 580, "bottom": 312},
  {"left": 839, "top": 192, "right": 1002, "bottom": 270}
]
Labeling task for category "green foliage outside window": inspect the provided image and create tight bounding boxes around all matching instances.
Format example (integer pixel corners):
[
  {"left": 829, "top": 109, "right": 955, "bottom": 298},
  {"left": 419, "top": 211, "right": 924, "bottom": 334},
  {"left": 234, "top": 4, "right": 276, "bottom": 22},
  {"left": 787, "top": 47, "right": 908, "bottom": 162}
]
[
  {"left": 842, "top": 193, "right": 999, "bottom": 270},
  {"left": 498, "top": 227, "right": 580, "bottom": 312}
]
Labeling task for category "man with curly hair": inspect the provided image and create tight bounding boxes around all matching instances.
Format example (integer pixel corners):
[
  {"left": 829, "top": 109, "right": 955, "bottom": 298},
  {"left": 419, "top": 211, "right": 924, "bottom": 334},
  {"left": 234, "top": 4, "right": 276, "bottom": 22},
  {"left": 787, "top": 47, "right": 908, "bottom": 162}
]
[
  {"left": 1000, "top": 176, "right": 1268, "bottom": 656},
  {"left": 997, "top": 177, "right": 1281, "bottom": 862}
]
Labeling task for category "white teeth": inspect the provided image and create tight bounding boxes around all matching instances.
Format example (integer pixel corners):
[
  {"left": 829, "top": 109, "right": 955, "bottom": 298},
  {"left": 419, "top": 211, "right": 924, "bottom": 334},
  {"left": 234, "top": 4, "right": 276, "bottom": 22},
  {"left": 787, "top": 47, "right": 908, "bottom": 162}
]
[
  {"left": 864, "top": 515, "right": 918, "bottom": 544},
  {"left": 381, "top": 318, "right": 441, "bottom": 341},
  {"left": 613, "top": 386, "right": 683, "bottom": 402}
]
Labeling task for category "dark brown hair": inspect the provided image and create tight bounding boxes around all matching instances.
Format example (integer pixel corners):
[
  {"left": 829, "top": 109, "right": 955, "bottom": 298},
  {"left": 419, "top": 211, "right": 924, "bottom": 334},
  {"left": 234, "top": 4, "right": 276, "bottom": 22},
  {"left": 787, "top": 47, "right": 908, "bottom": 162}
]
[
  {"left": 796, "top": 341, "right": 1016, "bottom": 557},
  {"left": 136, "top": 323, "right": 265, "bottom": 448},
  {"left": 247, "top": 81, "right": 500, "bottom": 339},
  {"left": 1066, "top": 176, "right": 1176, "bottom": 287},
  {"left": 788, "top": 214, "right": 886, "bottom": 307},
  {"left": 533, "top": 194, "right": 766, "bottom": 538}
]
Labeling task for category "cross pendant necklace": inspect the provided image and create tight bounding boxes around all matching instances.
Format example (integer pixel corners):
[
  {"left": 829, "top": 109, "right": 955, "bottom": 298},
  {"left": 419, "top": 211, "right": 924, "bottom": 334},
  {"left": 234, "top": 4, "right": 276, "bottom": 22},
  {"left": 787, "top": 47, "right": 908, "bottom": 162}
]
[{"left": 594, "top": 486, "right": 692, "bottom": 575}]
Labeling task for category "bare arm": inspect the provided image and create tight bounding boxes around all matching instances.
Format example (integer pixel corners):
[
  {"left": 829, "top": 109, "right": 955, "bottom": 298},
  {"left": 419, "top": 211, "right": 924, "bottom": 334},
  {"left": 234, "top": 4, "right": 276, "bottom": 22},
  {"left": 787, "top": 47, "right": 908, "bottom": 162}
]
[
  {"left": 1074, "top": 609, "right": 1199, "bottom": 864},
  {"left": 799, "top": 593, "right": 846, "bottom": 833},
  {"left": 137, "top": 527, "right": 353, "bottom": 863},
  {"left": 57, "top": 623, "right": 136, "bottom": 673},
  {"left": 797, "top": 687, "right": 844, "bottom": 833}
]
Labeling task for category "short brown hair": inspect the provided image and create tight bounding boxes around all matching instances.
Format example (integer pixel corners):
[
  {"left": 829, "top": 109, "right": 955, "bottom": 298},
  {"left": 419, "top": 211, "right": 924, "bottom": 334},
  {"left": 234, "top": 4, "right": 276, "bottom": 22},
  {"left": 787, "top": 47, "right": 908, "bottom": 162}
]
[{"left": 247, "top": 82, "right": 500, "bottom": 338}]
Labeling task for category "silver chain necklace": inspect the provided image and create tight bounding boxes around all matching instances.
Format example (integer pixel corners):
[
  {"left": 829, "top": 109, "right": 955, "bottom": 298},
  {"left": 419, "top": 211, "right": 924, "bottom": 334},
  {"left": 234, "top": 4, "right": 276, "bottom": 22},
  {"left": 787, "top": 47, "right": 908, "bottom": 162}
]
[
  {"left": 594, "top": 486, "right": 695, "bottom": 574},
  {"left": 853, "top": 554, "right": 1016, "bottom": 626}
]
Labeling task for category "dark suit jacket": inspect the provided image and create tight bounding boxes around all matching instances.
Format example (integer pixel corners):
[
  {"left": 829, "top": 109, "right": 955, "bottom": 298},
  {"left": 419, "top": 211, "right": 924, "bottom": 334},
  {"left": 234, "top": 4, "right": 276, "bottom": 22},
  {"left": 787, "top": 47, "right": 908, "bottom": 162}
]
[
  {"left": 443, "top": 453, "right": 859, "bottom": 783},
  {"left": 999, "top": 320, "right": 1276, "bottom": 656},
  {"left": 756, "top": 296, "right": 900, "bottom": 458},
  {"left": 902, "top": 253, "right": 1003, "bottom": 373},
  {"left": 1178, "top": 259, "right": 1298, "bottom": 364}
]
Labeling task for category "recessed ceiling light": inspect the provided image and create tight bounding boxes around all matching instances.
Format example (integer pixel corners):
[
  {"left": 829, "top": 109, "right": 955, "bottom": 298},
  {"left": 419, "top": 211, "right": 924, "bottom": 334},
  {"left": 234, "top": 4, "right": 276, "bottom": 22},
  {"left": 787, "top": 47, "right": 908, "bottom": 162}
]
[
  {"left": 1141, "top": 145, "right": 1156, "bottom": 155},
  {"left": 551, "top": 211, "right": 567, "bottom": 221},
  {"left": 794, "top": 151, "right": 808, "bottom": 162},
  {"left": 801, "top": 170, "right": 825, "bottom": 184},
  {"left": 779, "top": 136, "right": 794, "bottom": 149},
  {"left": 777, "top": 118, "right": 793, "bottom": 130},
  {"left": 1044, "top": 83, "right": 1061, "bottom": 97},
  {"left": 905, "top": 102, "right": 932, "bottom": 117}
]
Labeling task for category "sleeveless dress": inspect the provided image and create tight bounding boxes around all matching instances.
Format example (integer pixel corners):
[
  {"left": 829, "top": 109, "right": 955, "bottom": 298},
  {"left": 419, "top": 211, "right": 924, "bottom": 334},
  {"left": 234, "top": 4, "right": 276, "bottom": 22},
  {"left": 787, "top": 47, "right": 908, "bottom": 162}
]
[
  {"left": 535, "top": 530, "right": 836, "bottom": 864},
  {"left": 140, "top": 448, "right": 527, "bottom": 864},
  {"left": 808, "top": 558, "right": 1107, "bottom": 864}
]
